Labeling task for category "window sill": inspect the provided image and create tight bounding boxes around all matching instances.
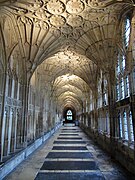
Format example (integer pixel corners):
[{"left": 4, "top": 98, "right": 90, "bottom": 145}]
[{"left": 118, "top": 139, "right": 134, "bottom": 149}]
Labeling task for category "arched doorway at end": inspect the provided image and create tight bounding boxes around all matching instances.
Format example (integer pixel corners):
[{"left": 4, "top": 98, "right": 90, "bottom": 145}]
[{"left": 63, "top": 107, "right": 76, "bottom": 124}]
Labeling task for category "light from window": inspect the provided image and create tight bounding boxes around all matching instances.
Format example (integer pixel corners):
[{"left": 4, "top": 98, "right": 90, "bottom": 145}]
[
  {"left": 116, "top": 59, "right": 120, "bottom": 75},
  {"left": 125, "top": 76, "right": 130, "bottom": 97},
  {"left": 67, "top": 110, "right": 72, "bottom": 115},
  {"left": 123, "top": 111, "right": 128, "bottom": 140},
  {"left": 119, "top": 112, "right": 123, "bottom": 138},
  {"left": 67, "top": 110, "right": 72, "bottom": 120},
  {"left": 103, "top": 93, "right": 107, "bottom": 105},
  {"left": 129, "top": 111, "right": 134, "bottom": 142},
  {"left": 121, "top": 78, "right": 124, "bottom": 99},
  {"left": 124, "top": 18, "right": 130, "bottom": 47},
  {"left": 122, "top": 55, "right": 125, "bottom": 71}
]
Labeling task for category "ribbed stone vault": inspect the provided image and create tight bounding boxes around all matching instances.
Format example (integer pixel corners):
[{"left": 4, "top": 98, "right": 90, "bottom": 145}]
[{"left": 0, "top": 0, "right": 134, "bottom": 112}]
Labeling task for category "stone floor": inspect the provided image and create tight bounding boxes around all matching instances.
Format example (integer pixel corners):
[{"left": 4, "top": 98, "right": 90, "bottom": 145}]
[{"left": 4, "top": 124, "right": 135, "bottom": 180}]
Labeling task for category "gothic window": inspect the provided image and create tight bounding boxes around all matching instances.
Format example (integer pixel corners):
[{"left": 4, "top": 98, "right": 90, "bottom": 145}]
[
  {"left": 116, "top": 53, "right": 131, "bottom": 100},
  {"left": 103, "top": 76, "right": 108, "bottom": 106},
  {"left": 125, "top": 76, "right": 129, "bottom": 97},
  {"left": 66, "top": 110, "right": 72, "bottom": 120},
  {"left": 123, "top": 17, "right": 131, "bottom": 48},
  {"left": 123, "top": 110, "right": 128, "bottom": 140},
  {"left": 118, "top": 112, "right": 123, "bottom": 138},
  {"left": 121, "top": 78, "right": 124, "bottom": 99},
  {"left": 121, "top": 55, "right": 126, "bottom": 71},
  {"left": 116, "top": 83, "right": 120, "bottom": 101},
  {"left": 103, "top": 92, "right": 107, "bottom": 106},
  {"left": 118, "top": 109, "right": 134, "bottom": 143},
  {"left": 129, "top": 111, "right": 134, "bottom": 142},
  {"left": 90, "top": 94, "right": 94, "bottom": 111},
  {"left": 116, "top": 54, "right": 126, "bottom": 73},
  {"left": 97, "top": 78, "right": 102, "bottom": 108},
  {"left": 116, "top": 16, "right": 131, "bottom": 102}
]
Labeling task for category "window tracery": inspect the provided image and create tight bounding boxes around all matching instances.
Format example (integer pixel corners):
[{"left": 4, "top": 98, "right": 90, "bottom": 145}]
[
  {"left": 66, "top": 109, "right": 73, "bottom": 120},
  {"left": 116, "top": 15, "right": 134, "bottom": 144}
]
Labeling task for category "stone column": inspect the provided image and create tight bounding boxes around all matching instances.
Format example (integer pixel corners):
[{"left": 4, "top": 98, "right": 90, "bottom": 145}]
[
  {"left": 107, "top": 69, "right": 117, "bottom": 155},
  {"left": 22, "top": 83, "right": 29, "bottom": 147},
  {"left": 94, "top": 93, "right": 98, "bottom": 131},
  {"left": 0, "top": 73, "right": 8, "bottom": 162},
  {"left": 13, "top": 107, "right": 18, "bottom": 151},
  {"left": 108, "top": 70, "right": 116, "bottom": 137},
  {"left": 16, "top": 82, "right": 23, "bottom": 148},
  {"left": 14, "top": 80, "right": 20, "bottom": 150},
  {"left": 7, "top": 77, "right": 14, "bottom": 154}
]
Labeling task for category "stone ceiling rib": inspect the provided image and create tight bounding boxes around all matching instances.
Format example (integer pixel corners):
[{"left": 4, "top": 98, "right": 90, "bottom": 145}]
[{"left": 1, "top": 0, "right": 134, "bottom": 111}]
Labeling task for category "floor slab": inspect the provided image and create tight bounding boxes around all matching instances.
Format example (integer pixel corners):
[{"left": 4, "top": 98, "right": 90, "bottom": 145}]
[
  {"left": 40, "top": 161, "right": 98, "bottom": 170},
  {"left": 53, "top": 141, "right": 86, "bottom": 144},
  {"left": 35, "top": 172, "right": 105, "bottom": 180},
  {"left": 4, "top": 125, "right": 135, "bottom": 180},
  {"left": 52, "top": 146, "right": 88, "bottom": 150},
  {"left": 46, "top": 152, "right": 93, "bottom": 159}
]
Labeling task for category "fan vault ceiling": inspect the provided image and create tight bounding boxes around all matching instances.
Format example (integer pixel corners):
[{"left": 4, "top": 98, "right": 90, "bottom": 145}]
[{"left": 0, "top": 0, "right": 134, "bottom": 112}]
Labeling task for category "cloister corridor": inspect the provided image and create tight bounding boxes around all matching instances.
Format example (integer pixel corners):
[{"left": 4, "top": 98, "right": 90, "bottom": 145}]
[
  {"left": 4, "top": 124, "right": 135, "bottom": 180},
  {"left": 0, "top": 0, "right": 135, "bottom": 179}
]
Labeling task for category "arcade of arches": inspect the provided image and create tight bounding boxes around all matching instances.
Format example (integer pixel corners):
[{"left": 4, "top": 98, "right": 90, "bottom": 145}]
[{"left": 0, "top": 0, "right": 135, "bottom": 177}]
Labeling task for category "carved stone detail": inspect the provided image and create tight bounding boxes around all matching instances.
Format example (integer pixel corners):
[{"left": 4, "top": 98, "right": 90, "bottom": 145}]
[
  {"left": 35, "top": 20, "right": 49, "bottom": 29},
  {"left": 66, "top": 0, "right": 85, "bottom": 14},
  {"left": 61, "top": 25, "right": 73, "bottom": 35},
  {"left": 47, "top": 0, "right": 65, "bottom": 15},
  {"left": 67, "top": 15, "right": 83, "bottom": 27},
  {"left": 87, "top": 0, "right": 104, "bottom": 8},
  {"left": 35, "top": 9, "right": 50, "bottom": 20},
  {"left": 50, "top": 15, "right": 66, "bottom": 27}
]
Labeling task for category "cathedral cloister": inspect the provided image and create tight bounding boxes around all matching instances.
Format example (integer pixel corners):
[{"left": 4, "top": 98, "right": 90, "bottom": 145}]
[{"left": 0, "top": 0, "right": 135, "bottom": 179}]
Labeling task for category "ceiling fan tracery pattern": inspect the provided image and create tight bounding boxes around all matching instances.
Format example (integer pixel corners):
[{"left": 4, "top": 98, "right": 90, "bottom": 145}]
[{"left": 0, "top": 0, "right": 134, "bottom": 111}]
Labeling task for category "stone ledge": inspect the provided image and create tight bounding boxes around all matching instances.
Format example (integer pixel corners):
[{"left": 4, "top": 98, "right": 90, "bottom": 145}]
[{"left": 0, "top": 123, "right": 62, "bottom": 180}]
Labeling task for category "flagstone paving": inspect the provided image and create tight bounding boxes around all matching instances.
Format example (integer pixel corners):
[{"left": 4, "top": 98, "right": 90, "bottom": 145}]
[{"left": 4, "top": 124, "right": 135, "bottom": 180}]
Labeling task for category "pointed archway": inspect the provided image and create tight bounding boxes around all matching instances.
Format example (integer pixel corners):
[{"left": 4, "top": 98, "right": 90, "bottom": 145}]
[{"left": 63, "top": 107, "right": 76, "bottom": 124}]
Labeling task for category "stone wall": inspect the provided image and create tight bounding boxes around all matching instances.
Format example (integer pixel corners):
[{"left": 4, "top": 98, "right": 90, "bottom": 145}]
[{"left": 80, "top": 124, "right": 135, "bottom": 175}]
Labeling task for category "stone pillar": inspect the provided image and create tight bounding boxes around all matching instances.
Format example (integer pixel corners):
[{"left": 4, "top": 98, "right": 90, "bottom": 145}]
[
  {"left": 108, "top": 70, "right": 116, "bottom": 137},
  {"left": 7, "top": 78, "right": 14, "bottom": 154},
  {"left": 0, "top": 73, "right": 8, "bottom": 162},
  {"left": 13, "top": 107, "right": 18, "bottom": 151},
  {"left": 21, "top": 83, "right": 29, "bottom": 147},
  {"left": 107, "top": 69, "right": 117, "bottom": 155},
  {"left": 16, "top": 83, "right": 23, "bottom": 148},
  {"left": 14, "top": 80, "right": 20, "bottom": 150},
  {"left": 7, "top": 108, "right": 13, "bottom": 154},
  {"left": 94, "top": 94, "right": 98, "bottom": 131}
]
